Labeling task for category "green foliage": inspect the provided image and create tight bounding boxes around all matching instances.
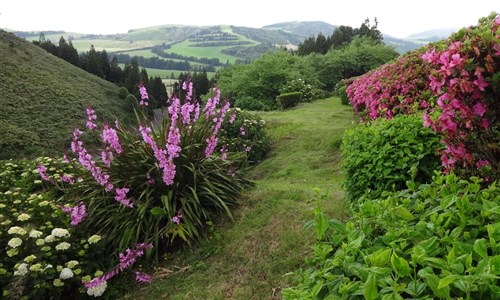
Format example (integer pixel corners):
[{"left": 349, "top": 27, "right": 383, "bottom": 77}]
[
  {"left": 277, "top": 92, "right": 303, "bottom": 109},
  {"left": 0, "top": 158, "right": 107, "bottom": 299},
  {"left": 318, "top": 36, "right": 399, "bottom": 91},
  {"left": 217, "top": 50, "right": 321, "bottom": 107},
  {"left": 234, "top": 96, "right": 273, "bottom": 111},
  {"left": 280, "top": 78, "right": 317, "bottom": 103},
  {"left": 219, "top": 108, "right": 271, "bottom": 163},
  {"left": 283, "top": 173, "right": 500, "bottom": 299},
  {"left": 335, "top": 80, "right": 349, "bottom": 105},
  {"left": 118, "top": 87, "right": 129, "bottom": 100},
  {"left": 0, "top": 30, "right": 134, "bottom": 159},
  {"left": 341, "top": 114, "right": 442, "bottom": 201}
]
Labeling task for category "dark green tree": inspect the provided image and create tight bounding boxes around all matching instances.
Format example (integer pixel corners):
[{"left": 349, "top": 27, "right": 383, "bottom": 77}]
[
  {"left": 108, "top": 56, "right": 123, "bottom": 84},
  {"left": 124, "top": 58, "right": 141, "bottom": 95},
  {"left": 330, "top": 25, "right": 355, "bottom": 49}
]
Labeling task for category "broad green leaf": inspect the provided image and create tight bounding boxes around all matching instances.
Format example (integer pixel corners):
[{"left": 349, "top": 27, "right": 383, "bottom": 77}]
[
  {"left": 474, "top": 238, "right": 488, "bottom": 260},
  {"left": 363, "top": 274, "right": 378, "bottom": 300},
  {"left": 438, "top": 275, "right": 460, "bottom": 289},
  {"left": 405, "top": 280, "right": 426, "bottom": 297},
  {"left": 369, "top": 248, "right": 392, "bottom": 267},
  {"left": 418, "top": 269, "right": 451, "bottom": 299},
  {"left": 150, "top": 206, "right": 165, "bottom": 216},
  {"left": 392, "top": 206, "right": 414, "bottom": 220},
  {"left": 391, "top": 252, "right": 411, "bottom": 277},
  {"left": 328, "top": 219, "right": 347, "bottom": 235},
  {"left": 314, "top": 211, "right": 328, "bottom": 240}
]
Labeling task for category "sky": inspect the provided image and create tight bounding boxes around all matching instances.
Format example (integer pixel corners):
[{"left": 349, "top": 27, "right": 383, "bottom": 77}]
[{"left": 0, "top": 0, "right": 499, "bottom": 38}]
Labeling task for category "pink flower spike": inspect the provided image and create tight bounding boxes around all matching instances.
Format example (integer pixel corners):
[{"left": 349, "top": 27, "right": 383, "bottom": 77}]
[
  {"left": 115, "top": 187, "right": 133, "bottom": 208},
  {"left": 135, "top": 272, "right": 152, "bottom": 283},
  {"left": 37, "top": 165, "right": 50, "bottom": 181},
  {"left": 86, "top": 107, "right": 97, "bottom": 130}
]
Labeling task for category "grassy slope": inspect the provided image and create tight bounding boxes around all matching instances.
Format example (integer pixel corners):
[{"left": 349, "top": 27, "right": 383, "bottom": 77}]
[
  {"left": 123, "top": 98, "right": 353, "bottom": 299},
  {"left": 0, "top": 30, "right": 133, "bottom": 159}
]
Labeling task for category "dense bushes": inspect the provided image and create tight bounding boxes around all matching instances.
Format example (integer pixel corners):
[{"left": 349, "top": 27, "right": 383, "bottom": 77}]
[
  {"left": 277, "top": 92, "right": 303, "bottom": 109},
  {"left": 341, "top": 114, "right": 442, "bottom": 201},
  {"left": 346, "top": 13, "right": 499, "bottom": 180},
  {"left": 219, "top": 108, "right": 271, "bottom": 163},
  {"left": 283, "top": 173, "right": 500, "bottom": 299},
  {"left": 0, "top": 159, "right": 110, "bottom": 299}
]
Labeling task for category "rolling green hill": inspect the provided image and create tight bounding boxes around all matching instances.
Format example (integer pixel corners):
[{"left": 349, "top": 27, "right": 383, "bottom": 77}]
[
  {"left": 11, "top": 21, "right": 425, "bottom": 79},
  {"left": 0, "top": 30, "right": 134, "bottom": 159}
]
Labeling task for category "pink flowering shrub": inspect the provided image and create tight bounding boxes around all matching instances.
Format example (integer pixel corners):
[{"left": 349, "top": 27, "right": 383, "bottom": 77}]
[{"left": 346, "top": 13, "right": 499, "bottom": 180}]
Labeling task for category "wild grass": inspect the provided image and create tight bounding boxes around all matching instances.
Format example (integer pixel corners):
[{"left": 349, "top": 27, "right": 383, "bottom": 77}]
[{"left": 122, "top": 97, "right": 354, "bottom": 299}]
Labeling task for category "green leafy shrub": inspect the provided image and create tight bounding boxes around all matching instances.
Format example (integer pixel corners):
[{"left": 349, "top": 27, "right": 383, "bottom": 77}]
[
  {"left": 235, "top": 96, "right": 273, "bottom": 111},
  {"left": 0, "top": 158, "right": 107, "bottom": 299},
  {"left": 219, "top": 108, "right": 271, "bottom": 163},
  {"left": 277, "top": 92, "right": 303, "bottom": 109},
  {"left": 118, "top": 87, "right": 129, "bottom": 100},
  {"left": 341, "top": 114, "right": 442, "bottom": 201},
  {"left": 283, "top": 173, "right": 500, "bottom": 299},
  {"left": 280, "top": 79, "right": 316, "bottom": 103}
]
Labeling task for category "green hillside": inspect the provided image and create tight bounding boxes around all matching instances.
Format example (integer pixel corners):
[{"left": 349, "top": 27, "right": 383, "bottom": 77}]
[{"left": 0, "top": 30, "right": 134, "bottom": 159}]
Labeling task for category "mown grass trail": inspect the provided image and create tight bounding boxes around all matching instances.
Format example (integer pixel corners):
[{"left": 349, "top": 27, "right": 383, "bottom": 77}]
[{"left": 124, "top": 97, "right": 354, "bottom": 299}]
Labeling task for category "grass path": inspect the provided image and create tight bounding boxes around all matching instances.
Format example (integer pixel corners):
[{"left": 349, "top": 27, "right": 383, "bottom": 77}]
[{"left": 124, "top": 97, "right": 354, "bottom": 299}]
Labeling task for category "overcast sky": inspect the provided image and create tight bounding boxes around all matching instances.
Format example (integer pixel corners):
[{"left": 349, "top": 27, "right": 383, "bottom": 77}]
[{"left": 1, "top": 1, "right": 499, "bottom": 38}]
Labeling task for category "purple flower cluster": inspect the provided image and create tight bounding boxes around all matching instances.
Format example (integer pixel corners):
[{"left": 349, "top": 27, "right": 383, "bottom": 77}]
[
  {"left": 86, "top": 107, "right": 97, "bottom": 130},
  {"left": 60, "top": 202, "right": 87, "bottom": 226},
  {"left": 171, "top": 213, "right": 182, "bottom": 225},
  {"left": 100, "top": 125, "right": 123, "bottom": 167},
  {"left": 37, "top": 165, "right": 50, "bottom": 181},
  {"left": 115, "top": 187, "right": 133, "bottom": 208},
  {"left": 71, "top": 128, "right": 113, "bottom": 192},
  {"left": 139, "top": 84, "right": 149, "bottom": 107},
  {"left": 135, "top": 272, "right": 152, "bottom": 283},
  {"left": 83, "top": 243, "right": 153, "bottom": 288}
]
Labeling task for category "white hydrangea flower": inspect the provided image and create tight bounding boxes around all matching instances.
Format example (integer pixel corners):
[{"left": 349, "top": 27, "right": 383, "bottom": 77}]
[
  {"left": 86, "top": 281, "right": 108, "bottom": 297},
  {"left": 55, "top": 242, "right": 71, "bottom": 251},
  {"left": 66, "top": 260, "right": 79, "bottom": 269},
  {"left": 17, "top": 213, "right": 31, "bottom": 221},
  {"left": 8, "top": 226, "right": 22, "bottom": 234},
  {"left": 0, "top": 203, "right": 5, "bottom": 208},
  {"left": 24, "top": 255, "right": 36, "bottom": 263},
  {"left": 13, "top": 263, "right": 29, "bottom": 276},
  {"left": 29, "top": 264, "right": 42, "bottom": 272},
  {"left": 51, "top": 228, "right": 70, "bottom": 238},
  {"left": 38, "top": 200, "right": 49, "bottom": 206},
  {"left": 36, "top": 238, "right": 45, "bottom": 246},
  {"left": 44, "top": 235, "right": 55, "bottom": 243},
  {"left": 29, "top": 229, "right": 43, "bottom": 238},
  {"left": 8, "top": 237, "right": 22, "bottom": 248},
  {"left": 59, "top": 267, "right": 74, "bottom": 280},
  {"left": 88, "top": 235, "right": 102, "bottom": 244}
]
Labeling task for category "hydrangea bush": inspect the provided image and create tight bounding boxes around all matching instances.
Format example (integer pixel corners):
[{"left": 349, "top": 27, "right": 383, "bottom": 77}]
[{"left": 0, "top": 159, "right": 107, "bottom": 299}]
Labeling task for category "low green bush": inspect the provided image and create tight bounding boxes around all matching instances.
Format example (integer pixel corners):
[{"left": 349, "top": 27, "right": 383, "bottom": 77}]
[
  {"left": 341, "top": 114, "right": 442, "bottom": 201},
  {"left": 280, "top": 79, "right": 316, "bottom": 103},
  {"left": 219, "top": 108, "right": 271, "bottom": 163},
  {"left": 235, "top": 96, "right": 273, "bottom": 111},
  {"left": 277, "top": 92, "right": 303, "bottom": 109},
  {"left": 283, "top": 173, "right": 500, "bottom": 299},
  {"left": 118, "top": 87, "right": 129, "bottom": 100}
]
